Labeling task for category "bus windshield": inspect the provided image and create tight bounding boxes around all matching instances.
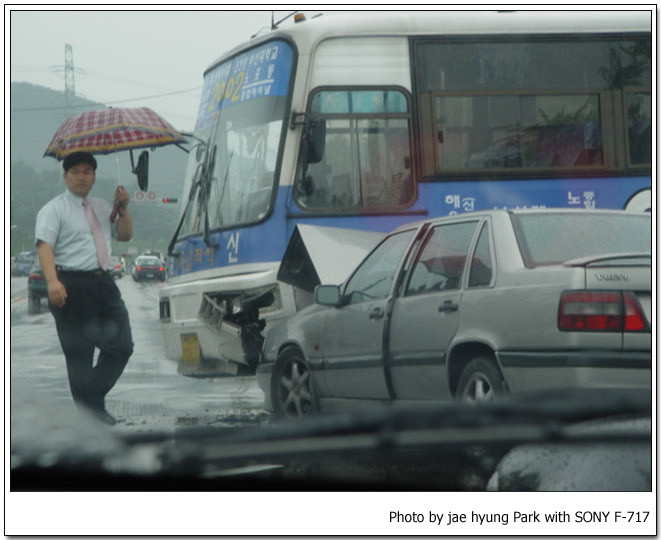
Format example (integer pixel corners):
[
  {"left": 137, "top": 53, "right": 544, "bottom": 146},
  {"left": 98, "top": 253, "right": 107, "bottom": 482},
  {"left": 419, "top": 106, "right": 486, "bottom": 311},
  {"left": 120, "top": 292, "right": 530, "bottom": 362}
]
[{"left": 179, "top": 40, "right": 294, "bottom": 235}]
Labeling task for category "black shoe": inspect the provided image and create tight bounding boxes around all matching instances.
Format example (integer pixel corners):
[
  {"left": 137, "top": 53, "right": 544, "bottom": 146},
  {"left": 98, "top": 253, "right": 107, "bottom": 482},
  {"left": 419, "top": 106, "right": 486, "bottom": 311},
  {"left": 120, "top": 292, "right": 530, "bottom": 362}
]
[
  {"left": 90, "top": 407, "right": 117, "bottom": 426},
  {"left": 73, "top": 398, "right": 117, "bottom": 425}
]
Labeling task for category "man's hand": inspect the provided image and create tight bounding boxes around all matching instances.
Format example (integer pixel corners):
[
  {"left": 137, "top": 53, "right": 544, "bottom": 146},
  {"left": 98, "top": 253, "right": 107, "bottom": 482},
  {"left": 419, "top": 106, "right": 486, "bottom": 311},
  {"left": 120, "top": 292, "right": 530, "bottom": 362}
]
[
  {"left": 113, "top": 185, "right": 134, "bottom": 241},
  {"left": 47, "top": 279, "right": 68, "bottom": 308},
  {"left": 36, "top": 240, "right": 67, "bottom": 308},
  {"left": 115, "top": 185, "right": 130, "bottom": 208}
]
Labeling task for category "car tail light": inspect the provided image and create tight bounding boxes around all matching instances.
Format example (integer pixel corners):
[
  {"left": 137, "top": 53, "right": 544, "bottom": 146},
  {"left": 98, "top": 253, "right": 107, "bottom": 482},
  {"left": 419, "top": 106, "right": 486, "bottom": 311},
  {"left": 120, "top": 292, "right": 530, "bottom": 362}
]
[
  {"left": 558, "top": 291, "right": 648, "bottom": 332},
  {"left": 622, "top": 293, "right": 647, "bottom": 331},
  {"left": 159, "top": 267, "right": 164, "bottom": 272},
  {"left": 136, "top": 266, "right": 142, "bottom": 271},
  {"left": 29, "top": 273, "right": 43, "bottom": 280}
]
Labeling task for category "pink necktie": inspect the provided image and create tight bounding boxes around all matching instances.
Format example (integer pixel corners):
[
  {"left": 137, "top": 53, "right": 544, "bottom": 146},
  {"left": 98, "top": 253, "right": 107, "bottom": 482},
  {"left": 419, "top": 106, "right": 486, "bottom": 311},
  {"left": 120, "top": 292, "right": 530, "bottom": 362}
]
[{"left": 83, "top": 198, "right": 111, "bottom": 270}]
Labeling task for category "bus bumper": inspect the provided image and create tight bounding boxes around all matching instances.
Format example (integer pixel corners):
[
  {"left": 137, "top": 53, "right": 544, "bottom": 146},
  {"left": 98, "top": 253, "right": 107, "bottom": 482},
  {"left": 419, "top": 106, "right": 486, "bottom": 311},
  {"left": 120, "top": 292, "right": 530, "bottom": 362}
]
[{"left": 158, "top": 267, "right": 299, "bottom": 376}]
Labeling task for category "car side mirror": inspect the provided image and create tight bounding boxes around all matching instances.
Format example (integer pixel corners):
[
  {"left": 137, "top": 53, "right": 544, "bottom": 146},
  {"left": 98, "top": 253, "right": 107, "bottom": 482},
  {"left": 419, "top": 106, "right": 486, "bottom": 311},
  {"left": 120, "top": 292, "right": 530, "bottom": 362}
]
[{"left": 315, "top": 284, "right": 342, "bottom": 306}]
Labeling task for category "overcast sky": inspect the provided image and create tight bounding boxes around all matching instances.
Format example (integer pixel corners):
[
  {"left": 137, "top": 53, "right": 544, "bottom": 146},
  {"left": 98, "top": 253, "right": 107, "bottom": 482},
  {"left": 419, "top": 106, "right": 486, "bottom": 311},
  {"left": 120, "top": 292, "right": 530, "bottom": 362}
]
[{"left": 8, "top": 8, "right": 326, "bottom": 132}]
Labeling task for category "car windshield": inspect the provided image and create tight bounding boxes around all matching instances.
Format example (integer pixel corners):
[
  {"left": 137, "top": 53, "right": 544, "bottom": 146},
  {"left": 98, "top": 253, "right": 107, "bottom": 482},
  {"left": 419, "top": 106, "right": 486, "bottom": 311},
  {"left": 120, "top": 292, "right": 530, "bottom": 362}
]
[
  {"left": 511, "top": 212, "right": 651, "bottom": 267},
  {"left": 9, "top": 15, "right": 653, "bottom": 536}
]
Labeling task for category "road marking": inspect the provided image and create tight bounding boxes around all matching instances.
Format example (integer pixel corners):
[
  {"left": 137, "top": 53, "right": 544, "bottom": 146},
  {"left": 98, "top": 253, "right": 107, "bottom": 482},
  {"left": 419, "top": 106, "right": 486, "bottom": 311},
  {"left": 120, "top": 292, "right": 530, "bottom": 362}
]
[{"left": 11, "top": 296, "right": 26, "bottom": 305}]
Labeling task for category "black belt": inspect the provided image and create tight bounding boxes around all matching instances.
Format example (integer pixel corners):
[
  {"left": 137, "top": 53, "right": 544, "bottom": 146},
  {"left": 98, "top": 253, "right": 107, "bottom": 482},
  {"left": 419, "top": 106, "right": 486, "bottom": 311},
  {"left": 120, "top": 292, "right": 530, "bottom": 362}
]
[{"left": 57, "top": 267, "right": 108, "bottom": 277}]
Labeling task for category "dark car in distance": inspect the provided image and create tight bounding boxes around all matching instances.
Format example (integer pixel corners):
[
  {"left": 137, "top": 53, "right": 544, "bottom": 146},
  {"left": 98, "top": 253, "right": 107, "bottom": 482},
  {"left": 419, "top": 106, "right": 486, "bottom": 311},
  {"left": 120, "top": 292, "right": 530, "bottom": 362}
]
[
  {"left": 12, "top": 251, "right": 37, "bottom": 277},
  {"left": 108, "top": 256, "right": 125, "bottom": 279},
  {"left": 142, "top": 249, "right": 165, "bottom": 262},
  {"left": 27, "top": 262, "right": 48, "bottom": 315},
  {"left": 131, "top": 256, "right": 166, "bottom": 282}
]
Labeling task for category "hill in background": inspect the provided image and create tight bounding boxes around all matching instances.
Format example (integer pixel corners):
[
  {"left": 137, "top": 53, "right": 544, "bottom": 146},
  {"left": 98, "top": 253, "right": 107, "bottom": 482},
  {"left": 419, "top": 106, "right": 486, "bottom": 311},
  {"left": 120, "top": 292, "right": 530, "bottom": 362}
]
[{"left": 10, "top": 82, "right": 190, "bottom": 257}]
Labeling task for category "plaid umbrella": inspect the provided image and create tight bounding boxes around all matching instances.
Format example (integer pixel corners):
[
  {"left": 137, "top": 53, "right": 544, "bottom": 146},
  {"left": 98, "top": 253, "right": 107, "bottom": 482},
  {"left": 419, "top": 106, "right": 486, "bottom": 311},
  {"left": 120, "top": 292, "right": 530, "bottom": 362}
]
[{"left": 43, "top": 106, "right": 186, "bottom": 160}]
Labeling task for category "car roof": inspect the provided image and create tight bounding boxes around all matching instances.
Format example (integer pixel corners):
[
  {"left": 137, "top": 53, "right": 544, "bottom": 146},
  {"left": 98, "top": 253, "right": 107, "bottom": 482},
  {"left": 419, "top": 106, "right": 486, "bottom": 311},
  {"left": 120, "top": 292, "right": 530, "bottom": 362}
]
[{"left": 388, "top": 208, "right": 649, "bottom": 234}]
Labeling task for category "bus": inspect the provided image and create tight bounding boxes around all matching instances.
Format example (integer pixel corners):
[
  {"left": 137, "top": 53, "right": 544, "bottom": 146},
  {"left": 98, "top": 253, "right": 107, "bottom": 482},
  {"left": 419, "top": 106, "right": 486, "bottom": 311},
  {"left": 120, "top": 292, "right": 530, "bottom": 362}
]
[{"left": 158, "top": 10, "right": 652, "bottom": 376}]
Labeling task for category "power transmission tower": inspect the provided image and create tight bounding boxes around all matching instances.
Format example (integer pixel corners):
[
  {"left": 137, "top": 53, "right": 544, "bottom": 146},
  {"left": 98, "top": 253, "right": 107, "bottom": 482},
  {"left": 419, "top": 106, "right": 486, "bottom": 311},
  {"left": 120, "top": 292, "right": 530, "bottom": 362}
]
[
  {"left": 51, "top": 42, "right": 84, "bottom": 104},
  {"left": 64, "top": 43, "right": 76, "bottom": 97}
]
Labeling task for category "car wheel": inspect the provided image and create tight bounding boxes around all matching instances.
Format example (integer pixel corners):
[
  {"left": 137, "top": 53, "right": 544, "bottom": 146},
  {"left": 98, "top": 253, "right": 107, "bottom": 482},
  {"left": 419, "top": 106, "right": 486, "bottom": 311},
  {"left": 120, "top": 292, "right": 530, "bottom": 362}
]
[
  {"left": 271, "top": 348, "right": 318, "bottom": 418},
  {"left": 456, "top": 357, "right": 507, "bottom": 404}
]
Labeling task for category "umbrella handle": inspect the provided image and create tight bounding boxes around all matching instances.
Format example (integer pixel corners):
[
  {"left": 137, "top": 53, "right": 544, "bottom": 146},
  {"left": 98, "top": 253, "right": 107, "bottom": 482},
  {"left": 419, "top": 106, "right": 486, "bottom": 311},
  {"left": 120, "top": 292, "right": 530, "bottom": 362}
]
[{"left": 110, "top": 200, "right": 124, "bottom": 222}]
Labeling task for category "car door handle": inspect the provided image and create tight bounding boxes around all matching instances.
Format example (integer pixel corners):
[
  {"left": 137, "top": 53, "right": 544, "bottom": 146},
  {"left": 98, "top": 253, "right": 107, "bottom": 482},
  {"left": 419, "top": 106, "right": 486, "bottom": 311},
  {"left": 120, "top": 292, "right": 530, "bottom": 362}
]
[
  {"left": 369, "top": 307, "right": 385, "bottom": 320},
  {"left": 438, "top": 300, "right": 459, "bottom": 312}
]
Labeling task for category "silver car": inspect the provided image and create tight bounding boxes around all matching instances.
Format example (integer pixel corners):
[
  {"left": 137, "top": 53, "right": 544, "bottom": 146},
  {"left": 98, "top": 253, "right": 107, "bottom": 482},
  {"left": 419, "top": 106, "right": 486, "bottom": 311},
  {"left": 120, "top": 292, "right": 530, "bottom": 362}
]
[{"left": 257, "top": 209, "right": 651, "bottom": 417}]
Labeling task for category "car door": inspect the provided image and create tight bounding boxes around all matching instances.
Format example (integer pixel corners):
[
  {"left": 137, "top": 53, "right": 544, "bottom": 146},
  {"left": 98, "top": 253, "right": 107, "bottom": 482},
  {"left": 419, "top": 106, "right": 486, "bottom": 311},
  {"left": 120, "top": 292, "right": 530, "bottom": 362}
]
[
  {"left": 387, "top": 219, "right": 481, "bottom": 401},
  {"left": 319, "top": 229, "right": 416, "bottom": 401}
]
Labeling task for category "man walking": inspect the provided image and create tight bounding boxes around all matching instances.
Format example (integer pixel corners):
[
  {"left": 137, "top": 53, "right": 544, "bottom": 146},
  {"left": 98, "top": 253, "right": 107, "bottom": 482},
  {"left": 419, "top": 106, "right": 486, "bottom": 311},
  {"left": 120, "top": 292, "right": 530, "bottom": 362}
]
[{"left": 35, "top": 151, "right": 134, "bottom": 425}]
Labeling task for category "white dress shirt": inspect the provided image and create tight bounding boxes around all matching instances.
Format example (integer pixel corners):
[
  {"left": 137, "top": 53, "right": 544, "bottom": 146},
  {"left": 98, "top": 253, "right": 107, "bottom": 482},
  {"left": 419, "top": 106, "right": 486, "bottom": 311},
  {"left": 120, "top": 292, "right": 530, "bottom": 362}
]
[{"left": 35, "top": 189, "right": 118, "bottom": 271}]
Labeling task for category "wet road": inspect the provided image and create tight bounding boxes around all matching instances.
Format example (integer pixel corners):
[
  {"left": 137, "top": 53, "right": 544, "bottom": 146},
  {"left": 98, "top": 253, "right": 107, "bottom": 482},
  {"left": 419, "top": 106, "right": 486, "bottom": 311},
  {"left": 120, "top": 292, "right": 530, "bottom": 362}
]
[{"left": 10, "top": 274, "right": 268, "bottom": 438}]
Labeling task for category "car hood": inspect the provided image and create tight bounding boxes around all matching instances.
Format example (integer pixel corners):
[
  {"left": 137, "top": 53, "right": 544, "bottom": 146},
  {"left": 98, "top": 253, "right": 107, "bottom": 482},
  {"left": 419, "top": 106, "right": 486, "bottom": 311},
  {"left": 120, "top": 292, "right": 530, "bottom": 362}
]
[
  {"left": 11, "top": 388, "right": 650, "bottom": 491},
  {"left": 487, "top": 416, "right": 651, "bottom": 491},
  {"left": 277, "top": 224, "right": 383, "bottom": 292}
]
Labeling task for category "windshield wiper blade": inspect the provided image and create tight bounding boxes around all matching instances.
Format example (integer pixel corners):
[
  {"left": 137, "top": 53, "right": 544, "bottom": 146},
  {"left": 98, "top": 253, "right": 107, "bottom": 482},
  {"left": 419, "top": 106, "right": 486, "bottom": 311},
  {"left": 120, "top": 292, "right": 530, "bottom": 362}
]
[
  {"left": 119, "top": 388, "right": 651, "bottom": 457},
  {"left": 167, "top": 142, "right": 221, "bottom": 256},
  {"left": 167, "top": 166, "right": 203, "bottom": 257},
  {"left": 111, "top": 389, "right": 648, "bottom": 489}
]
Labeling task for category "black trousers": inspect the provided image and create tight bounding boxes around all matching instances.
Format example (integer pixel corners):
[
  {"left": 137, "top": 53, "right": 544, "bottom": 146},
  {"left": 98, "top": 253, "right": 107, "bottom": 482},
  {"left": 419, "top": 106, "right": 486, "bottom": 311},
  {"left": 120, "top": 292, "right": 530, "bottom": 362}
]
[{"left": 49, "top": 271, "right": 133, "bottom": 410}]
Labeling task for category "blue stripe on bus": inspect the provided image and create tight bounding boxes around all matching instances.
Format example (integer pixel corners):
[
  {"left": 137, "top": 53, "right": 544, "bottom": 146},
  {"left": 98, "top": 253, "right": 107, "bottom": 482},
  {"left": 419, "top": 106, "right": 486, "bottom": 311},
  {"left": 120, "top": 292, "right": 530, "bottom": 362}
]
[{"left": 169, "top": 175, "right": 650, "bottom": 277}]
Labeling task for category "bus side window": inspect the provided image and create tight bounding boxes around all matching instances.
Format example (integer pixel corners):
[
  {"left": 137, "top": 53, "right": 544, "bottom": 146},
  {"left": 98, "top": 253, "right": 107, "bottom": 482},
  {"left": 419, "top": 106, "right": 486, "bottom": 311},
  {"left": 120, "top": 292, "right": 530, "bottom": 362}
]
[
  {"left": 295, "top": 88, "right": 414, "bottom": 212},
  {"left": 626, "top": 91, "right": 651, "bottom": 166},
  {"left": 415, "top": 38, "right": 651, "bottom": 176}
]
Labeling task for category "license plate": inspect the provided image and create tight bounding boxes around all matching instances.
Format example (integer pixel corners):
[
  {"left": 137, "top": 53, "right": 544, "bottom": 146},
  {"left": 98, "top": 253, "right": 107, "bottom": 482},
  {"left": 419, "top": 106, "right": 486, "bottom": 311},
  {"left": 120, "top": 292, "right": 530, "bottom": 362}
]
[
  {"left": 146, "top": 273, "right": 154, "bottom": 278},
  {"left": 181, "top": 333, "right": 201, "bottom": 365}
]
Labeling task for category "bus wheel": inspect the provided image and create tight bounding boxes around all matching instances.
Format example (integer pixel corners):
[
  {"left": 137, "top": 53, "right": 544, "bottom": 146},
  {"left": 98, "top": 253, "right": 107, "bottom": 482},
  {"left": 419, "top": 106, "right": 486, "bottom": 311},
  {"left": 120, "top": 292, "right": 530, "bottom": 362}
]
[
  {"left": 456, "top": 357, "right": 508, "bottom": 404},
  {"left": 271, "top": 348, "right": 318, "bottom": 418}
]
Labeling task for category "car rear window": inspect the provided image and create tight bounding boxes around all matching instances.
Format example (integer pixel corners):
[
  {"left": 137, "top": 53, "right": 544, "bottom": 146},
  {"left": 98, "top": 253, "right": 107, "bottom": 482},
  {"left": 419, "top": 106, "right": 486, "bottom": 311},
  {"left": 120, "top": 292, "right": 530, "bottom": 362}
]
[
  {"left": 511, "top": 212, "right": 651, "bottom": 267},
  {"left": 138, "top": 257, "right": 161, "bottom": 265}
]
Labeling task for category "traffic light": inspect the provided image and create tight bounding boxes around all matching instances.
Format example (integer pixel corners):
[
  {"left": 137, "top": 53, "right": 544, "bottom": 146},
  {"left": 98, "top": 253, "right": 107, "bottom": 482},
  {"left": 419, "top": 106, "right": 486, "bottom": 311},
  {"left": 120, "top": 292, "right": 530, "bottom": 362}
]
[{"left": 162, "top": 198, "right": 178, "bottom": 203}]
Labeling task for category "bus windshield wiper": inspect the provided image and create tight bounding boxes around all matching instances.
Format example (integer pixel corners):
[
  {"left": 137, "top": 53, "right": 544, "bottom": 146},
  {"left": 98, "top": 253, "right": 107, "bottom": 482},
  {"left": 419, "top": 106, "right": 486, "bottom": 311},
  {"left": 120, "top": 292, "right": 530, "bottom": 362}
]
[
  {"left": 167, "top": 165, "right": 203, "bottom": 257},
  {"left": 167, "top": 141, "right": 220, "bottom": 256},
  {"left": 201, "top": 145, "right": 218, "bottom": 249}
]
